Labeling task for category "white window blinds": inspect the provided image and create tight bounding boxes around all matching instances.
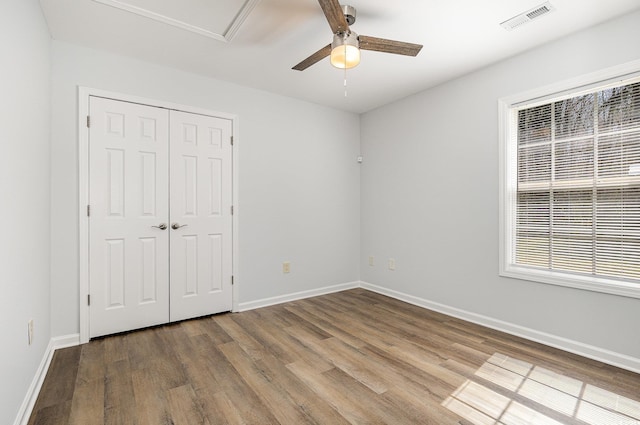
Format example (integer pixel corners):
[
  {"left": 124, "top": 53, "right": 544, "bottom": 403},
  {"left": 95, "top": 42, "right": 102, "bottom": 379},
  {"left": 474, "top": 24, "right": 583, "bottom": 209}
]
[{"left": 515, "top": 81, "right": 640, "bottom": 283}]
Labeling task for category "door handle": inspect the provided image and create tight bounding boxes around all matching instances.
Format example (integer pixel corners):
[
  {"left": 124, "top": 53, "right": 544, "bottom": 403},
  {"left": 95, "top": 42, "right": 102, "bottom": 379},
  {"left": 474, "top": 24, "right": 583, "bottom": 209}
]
[
  {"left": 151, "top": 223, "right": 168, "bottom": 230},
  {"left": 171, "top": 223, "right": 188, "bottom": 230}
]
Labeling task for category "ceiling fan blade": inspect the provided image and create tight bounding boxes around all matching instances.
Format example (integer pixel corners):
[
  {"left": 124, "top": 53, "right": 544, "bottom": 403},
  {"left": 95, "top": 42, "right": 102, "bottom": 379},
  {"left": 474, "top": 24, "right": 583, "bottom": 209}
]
[
  {"left": 318, "top": 0, "right": 349, "bottom": 34},
  {"left": 292, "top": 44, "right": 332, "bottom": 71},
  {"left": 359, "top": 35, "right": 423, "bottom": 57}
]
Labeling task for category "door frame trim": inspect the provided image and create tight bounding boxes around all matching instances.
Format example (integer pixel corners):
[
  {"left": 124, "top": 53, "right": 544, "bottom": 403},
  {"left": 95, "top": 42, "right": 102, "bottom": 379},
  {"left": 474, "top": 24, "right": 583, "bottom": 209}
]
[{"left": 78, "top": 87, "right": 240, "bottom": 344}]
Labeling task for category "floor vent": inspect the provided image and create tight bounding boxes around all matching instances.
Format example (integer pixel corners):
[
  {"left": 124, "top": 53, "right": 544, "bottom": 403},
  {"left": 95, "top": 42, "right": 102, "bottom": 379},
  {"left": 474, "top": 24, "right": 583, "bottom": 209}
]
[{"left": 500, "top": 1, "right": 555, "bottom": 31}]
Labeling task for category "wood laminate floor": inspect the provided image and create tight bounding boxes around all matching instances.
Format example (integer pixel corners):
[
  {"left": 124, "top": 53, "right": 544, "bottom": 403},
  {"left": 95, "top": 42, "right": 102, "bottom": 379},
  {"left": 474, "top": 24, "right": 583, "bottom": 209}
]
[{"left": 28, "top": 289, "right": 640, "bottom": 424}]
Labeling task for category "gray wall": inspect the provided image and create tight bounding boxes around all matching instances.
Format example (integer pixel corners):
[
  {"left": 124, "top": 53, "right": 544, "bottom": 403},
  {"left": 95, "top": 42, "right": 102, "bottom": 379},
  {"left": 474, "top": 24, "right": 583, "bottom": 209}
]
[
  {"left": 0, "top": 0, "right": 51, "bottom": 423},
  {"left": 360, "top": 11, "right": 640, "bottom": 360},
  {"left": 50, "top": 41, "right": 361, "bottom": 337}
]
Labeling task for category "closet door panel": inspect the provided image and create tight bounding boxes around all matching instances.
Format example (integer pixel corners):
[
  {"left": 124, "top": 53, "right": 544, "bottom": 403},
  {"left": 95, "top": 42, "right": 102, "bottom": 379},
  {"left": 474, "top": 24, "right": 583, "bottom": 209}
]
[
  {"left": 89, "top": 97, "right": 170, "bottom": 338},
  {"left": 169, "top": 110, "right": 233, "bottom": 321}
]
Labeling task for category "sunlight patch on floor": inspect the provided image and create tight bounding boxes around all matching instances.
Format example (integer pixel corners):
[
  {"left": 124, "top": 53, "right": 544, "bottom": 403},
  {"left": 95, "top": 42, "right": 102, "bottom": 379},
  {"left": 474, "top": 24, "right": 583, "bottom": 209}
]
[{"left": 442, "top": 353, "right": 640, "bottom": 424}]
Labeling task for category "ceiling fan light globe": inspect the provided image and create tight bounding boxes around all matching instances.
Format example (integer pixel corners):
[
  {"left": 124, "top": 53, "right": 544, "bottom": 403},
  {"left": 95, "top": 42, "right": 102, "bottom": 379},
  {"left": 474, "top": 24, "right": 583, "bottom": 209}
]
[
  {"left": 330, "top": 31, "right": 360, "bottom": 69},
  {"left": 331, "top": 45, "right": 360, "bottom": 69}
]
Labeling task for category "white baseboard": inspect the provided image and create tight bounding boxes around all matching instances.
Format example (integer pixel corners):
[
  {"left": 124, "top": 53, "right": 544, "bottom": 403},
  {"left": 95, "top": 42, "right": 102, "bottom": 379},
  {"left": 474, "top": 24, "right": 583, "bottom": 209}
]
[
  {"left": 14, "top": 334, "right": 80, "bottom": 425},
  {"left": 237, "top": 281, "right": 360, "bottom": 312},
  {"left": 360, "top": 282, "right": 640, "bottom": 374},
  {"left": 51, "top": 333, "right": 81, "bottom": 350}
]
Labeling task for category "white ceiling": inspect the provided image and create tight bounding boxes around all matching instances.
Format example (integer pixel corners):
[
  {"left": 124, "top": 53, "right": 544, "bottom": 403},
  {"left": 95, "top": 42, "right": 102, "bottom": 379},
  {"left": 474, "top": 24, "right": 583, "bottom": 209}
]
[{"left": 39, "top": 0, "right": 640, "bottom": 113}]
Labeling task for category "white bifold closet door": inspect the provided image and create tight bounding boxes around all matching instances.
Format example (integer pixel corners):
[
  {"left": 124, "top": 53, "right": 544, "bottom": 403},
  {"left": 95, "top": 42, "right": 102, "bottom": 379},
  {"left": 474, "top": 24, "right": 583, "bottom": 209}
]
[{"left": 88, "top": 96, "right": 232, "bottom": 338}]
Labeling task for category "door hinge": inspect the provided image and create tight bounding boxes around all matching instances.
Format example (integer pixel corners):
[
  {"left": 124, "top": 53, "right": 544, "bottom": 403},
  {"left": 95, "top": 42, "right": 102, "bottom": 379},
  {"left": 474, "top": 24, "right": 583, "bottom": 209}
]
[
  {"left": 230, "top": 136, "right": 234, "bottom": 146},
  {"left": 231, "top": 205, "right": 234, "bottom": 215},
  {"left": 231, "top": 275, "right": 234, "bottom": 285},
  {"left": 87, "top": 294, "right": 91, "bottom": 306},
  {"left": 87, "top": 205, "right": 91, "bottom": 217},
  {"left": 86, "top": 115, "right": 90, "bottom": 128}
]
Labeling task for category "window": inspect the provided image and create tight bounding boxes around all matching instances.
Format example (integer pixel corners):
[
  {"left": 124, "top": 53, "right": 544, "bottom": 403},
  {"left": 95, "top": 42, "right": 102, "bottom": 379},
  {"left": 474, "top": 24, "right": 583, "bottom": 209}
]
[{"left": 499, "top": 68, "right": 640, "bottom": 298}]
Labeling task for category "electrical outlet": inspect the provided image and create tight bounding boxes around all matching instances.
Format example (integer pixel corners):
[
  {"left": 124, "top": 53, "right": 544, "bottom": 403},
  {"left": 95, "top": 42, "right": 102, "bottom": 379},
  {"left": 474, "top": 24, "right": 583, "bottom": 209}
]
[
  {"left": 388, "top": 258, "right": 396, "bottom": 271},
  {"left": 368, "top": 256, "right": 375, "bottom": 266},
  {"left": 282, "top": 261, "right": 291, "bottom": 274},
  {"left": 28, "top": 319, "right": 34, "bottom": 345}
]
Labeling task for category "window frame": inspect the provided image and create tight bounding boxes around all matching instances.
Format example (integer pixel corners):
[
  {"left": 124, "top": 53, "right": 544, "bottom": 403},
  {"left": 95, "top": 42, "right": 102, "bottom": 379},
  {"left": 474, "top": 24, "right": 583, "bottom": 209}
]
[{"left": 499, "top": 61, "right": 640, "bottom": 299}]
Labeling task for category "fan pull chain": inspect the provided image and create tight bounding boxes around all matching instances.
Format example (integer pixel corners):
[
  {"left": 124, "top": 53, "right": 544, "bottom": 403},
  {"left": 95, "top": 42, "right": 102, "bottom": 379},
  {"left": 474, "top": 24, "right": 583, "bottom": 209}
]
[
  {"left": 344, "top": 68, "right": 348, "bottom": 97},
  {"left": 344, "top": 44, "right": 348, "bottom": 97}
]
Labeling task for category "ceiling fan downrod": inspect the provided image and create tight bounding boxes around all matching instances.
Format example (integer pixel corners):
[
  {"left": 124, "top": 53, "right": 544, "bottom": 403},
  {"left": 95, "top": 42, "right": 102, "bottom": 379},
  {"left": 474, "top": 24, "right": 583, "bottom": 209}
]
[{"left": 341, "top": 5, "right": 356, "bottom": 26}]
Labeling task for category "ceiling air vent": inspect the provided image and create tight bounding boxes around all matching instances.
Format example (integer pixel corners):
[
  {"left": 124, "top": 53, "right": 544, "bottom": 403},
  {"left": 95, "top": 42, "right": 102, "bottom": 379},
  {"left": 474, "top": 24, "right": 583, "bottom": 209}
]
[{"left": 500, "top": 1, "right": 555, "bottom": 31}]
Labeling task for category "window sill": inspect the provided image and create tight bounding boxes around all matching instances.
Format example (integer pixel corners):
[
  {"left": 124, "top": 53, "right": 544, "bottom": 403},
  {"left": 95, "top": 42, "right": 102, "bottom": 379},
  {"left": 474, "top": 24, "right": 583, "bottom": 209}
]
[{"left": 500, "top": 265, "right": 640, "bottom": 299}]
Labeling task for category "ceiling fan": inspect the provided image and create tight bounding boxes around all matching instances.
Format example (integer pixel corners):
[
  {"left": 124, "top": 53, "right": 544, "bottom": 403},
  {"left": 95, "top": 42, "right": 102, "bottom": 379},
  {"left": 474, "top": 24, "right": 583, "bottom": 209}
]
[{"left": 292, "top": 0, "right": 423, "bottom": 71}]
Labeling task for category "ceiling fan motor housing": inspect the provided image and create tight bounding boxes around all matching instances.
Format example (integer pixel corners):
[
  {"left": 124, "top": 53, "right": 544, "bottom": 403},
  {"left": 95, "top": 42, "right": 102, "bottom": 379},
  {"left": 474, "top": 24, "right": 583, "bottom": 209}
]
[{"left": 341, "top": 5, "right": 356, "bottom": 26}]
